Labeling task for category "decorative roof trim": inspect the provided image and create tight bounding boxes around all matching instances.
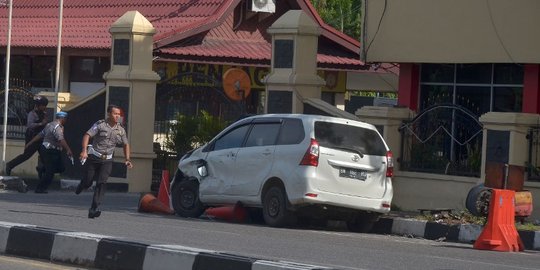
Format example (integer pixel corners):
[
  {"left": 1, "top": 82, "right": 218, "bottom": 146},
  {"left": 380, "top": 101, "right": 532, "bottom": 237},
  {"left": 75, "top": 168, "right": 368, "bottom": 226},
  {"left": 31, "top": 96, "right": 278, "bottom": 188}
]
[{"left": 154, "top": 0, "right": 241, "bottom": 49}]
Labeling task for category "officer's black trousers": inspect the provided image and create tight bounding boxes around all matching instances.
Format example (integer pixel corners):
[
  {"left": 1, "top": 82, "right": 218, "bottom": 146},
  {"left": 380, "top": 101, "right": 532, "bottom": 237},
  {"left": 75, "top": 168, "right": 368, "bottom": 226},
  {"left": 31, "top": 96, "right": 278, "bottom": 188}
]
[
  {"left": 37, "top": 147, "right": 64, "bottom": 192},
  {"left": 6, "top": 139, "right": 42, "bottom": 171},
  {"left": 80, "top": 155, "right": 113, "bottom": 210}
]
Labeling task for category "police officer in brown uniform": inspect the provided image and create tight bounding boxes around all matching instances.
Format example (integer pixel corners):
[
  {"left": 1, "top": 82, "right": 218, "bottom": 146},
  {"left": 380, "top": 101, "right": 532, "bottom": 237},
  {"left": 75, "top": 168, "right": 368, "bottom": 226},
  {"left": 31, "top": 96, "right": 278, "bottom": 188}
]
[
  {"left": 76, "top": 104, "right": 133, "bottom": 219},
  {"left": 26, "top": 111, "right": 73, "bottom": 193}
]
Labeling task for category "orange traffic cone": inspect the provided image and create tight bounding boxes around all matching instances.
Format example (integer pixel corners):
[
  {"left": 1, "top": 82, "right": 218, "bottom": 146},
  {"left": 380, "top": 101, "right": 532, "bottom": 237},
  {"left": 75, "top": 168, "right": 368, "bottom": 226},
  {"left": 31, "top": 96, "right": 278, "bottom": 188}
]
[
  {"left": 157, "top": 170, "right": 171, "bottom": 209},
  {"left": 138, "top": 193, "right": 174, "bottom": 215},
  {"left": 204, "top": 202, "right": 247, "bottom": 223},
  {"left": 473, "top": 189, "right": 524, "bottom": 252}
]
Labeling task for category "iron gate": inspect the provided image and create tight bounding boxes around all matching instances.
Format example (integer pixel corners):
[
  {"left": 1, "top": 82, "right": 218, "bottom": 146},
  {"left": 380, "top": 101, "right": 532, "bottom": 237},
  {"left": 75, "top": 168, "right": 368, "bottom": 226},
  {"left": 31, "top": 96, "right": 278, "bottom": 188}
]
[
  {"left": 154, "top": 72, "right": 244, "bottom": 146},
  {"left": 152, "top": 72, "right": 245, "bottom": 191}
]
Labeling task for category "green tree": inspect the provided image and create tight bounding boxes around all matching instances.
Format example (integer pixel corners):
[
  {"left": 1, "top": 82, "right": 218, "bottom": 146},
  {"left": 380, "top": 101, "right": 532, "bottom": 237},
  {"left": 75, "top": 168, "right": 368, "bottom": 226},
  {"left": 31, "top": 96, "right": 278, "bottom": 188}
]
[
  {"left": 165, "top": 110, "right": 228, "bottom": 155},
  {"left": 310, "top": 0, "right": 362, "bottom": 40}
]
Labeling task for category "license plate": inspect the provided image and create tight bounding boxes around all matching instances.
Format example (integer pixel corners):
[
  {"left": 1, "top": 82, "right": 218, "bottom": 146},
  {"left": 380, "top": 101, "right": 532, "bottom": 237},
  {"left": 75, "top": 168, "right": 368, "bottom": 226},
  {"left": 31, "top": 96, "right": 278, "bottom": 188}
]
[{"left": 339, "top": 167, "right": 367, "bottom": 180}]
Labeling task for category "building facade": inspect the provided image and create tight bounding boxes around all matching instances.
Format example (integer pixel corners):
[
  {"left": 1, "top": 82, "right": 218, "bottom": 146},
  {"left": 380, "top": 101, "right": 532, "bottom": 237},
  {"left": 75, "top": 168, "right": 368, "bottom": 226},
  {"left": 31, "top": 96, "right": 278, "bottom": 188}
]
[{"left": 362, "top": 0, "right": 540, "bottom": 217}]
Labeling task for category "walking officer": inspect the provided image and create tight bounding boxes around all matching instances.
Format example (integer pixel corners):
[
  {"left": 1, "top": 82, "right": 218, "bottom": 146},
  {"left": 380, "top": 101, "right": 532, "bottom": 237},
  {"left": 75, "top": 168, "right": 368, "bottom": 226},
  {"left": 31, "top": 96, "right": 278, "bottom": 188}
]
[
  {"left": 76, "top": 104, "right": 133, "bottom": 219},
  {"left": 26, "top": 111, "right": 73, "bottom": 193}
]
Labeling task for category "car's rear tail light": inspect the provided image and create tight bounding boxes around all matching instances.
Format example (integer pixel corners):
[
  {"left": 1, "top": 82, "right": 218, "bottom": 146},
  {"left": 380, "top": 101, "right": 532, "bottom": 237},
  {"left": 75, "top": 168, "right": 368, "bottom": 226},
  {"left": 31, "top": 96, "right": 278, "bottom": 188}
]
[
  {"left": 305, "top": 193, "right": 318, "bottom": 198},
  {"left": 386, "top": 151, "right": 393, "bottom": 177},
  {"left": 382, "top": 202, "right": 391, "bottom": 209},
  {"left": 299, "top": 138, "right": 319, "bottom": 167}
]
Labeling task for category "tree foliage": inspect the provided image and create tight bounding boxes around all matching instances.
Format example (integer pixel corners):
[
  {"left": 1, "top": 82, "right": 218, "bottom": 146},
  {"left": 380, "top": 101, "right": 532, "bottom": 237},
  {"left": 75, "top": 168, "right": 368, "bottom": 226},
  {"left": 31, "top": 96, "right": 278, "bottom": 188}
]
[
  {"left": 165, "top": 110, "right": 228, "bottom": 155},
  {"left": 310, "top": 0, "right": 362, "bottom": 40}
]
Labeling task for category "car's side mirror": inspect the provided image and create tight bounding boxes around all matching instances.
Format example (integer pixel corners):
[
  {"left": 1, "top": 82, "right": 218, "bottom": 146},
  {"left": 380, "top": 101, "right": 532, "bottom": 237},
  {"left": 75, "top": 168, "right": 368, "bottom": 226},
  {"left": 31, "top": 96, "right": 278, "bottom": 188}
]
[{"left": 196, "top": 160, "right": 208, "bottom": 177}]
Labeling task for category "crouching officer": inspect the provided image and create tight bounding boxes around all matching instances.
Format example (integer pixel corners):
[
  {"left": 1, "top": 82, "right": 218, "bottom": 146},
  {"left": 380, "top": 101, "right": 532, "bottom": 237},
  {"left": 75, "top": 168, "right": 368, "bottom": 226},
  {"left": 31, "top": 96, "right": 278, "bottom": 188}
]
[
  {"left": 26, "top": 111, "right": 73, "bottom": 193},
  {"left": 76, "top": 105, "right": 133, "bottom": 219}
]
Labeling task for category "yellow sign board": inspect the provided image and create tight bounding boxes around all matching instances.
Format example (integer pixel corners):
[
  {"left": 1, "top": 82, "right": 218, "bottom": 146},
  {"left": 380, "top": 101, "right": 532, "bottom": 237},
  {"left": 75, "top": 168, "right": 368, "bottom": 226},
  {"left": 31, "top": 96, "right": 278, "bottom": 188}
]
[{"left": 153, "top": 62, "right": 347, "bottom": 92}]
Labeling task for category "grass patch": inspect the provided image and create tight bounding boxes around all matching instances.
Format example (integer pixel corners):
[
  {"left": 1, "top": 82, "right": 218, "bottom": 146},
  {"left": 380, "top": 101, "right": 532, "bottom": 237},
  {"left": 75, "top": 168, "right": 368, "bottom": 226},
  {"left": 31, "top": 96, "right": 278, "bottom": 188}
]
[
  {"left": 415, "top": 210, "right": 486, "bottom": 226},
  {"left": 414, "top": 210, "right": 540, "bottom": 231},
  {"left": 516, "top": 222, "right": 540, "bottom": 231}
]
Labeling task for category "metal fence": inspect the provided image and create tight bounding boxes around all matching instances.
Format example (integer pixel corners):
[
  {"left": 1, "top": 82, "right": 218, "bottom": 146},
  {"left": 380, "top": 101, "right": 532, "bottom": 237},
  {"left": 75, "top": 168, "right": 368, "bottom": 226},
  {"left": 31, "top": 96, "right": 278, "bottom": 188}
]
[
  {"left": 399, "top": 104, "right": 483, "bottom": 177},
  {"left": 527, "top": 127, "right": 540, "bottom": 182}
]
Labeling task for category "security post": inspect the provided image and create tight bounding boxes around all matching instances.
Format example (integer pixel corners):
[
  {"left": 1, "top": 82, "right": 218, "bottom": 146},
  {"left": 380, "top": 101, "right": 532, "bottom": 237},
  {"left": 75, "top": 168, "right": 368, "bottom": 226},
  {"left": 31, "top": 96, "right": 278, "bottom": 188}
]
[
  {"left": 103, "top": 11, "right": 160, "bottom": 192},
  {"left": 264, "top": 10, "right": 325, "bottom": 114}
]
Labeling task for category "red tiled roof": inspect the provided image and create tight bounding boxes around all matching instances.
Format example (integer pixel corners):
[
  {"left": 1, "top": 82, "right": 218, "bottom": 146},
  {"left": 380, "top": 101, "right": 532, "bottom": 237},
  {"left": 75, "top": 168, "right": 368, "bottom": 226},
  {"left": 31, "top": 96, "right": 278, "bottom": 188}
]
[
  {"left": 158, "top": 40, "right": 362, "bottom": 68},
  {"left": 156, "top": 2, "right": 363, "bottom": 69},
  {"left": 0, "top": 0, "right": 231, "bottom": 49},
  {"left": 159, "top": 40, "right": 270, "bottom": 61},
  {"left": 0, "top": 0, "right": 364, "bottom": 69}
]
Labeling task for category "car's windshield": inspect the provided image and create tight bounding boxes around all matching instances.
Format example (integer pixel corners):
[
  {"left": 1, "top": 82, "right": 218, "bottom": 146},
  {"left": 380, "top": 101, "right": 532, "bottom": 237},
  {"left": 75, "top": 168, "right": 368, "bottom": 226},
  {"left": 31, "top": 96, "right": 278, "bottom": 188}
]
[{"left": 314, "top": 121, "right": 387, "bottom": 156}]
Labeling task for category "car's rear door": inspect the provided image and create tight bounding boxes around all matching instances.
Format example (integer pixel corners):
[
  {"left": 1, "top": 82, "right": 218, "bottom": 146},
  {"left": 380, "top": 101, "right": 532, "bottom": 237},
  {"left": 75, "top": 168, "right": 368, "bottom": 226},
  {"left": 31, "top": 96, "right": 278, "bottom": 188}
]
[{"left": 314, "top": 120, "right": 389, "bottom": 199}]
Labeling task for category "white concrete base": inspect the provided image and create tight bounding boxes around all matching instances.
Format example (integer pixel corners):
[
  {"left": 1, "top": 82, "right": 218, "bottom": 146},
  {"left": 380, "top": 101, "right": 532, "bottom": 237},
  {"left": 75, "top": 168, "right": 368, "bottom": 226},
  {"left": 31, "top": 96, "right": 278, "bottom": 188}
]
[
  {"left": 51, "top": 232, "right": 107, "bottom": 265},
  {"left": 143, "top": 245, "right": 201, "bottom": 270}
]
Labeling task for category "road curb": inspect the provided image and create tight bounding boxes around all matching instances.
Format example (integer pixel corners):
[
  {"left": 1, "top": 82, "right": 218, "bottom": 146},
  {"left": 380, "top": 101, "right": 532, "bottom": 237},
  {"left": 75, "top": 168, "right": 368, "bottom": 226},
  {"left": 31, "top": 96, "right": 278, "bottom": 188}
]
[
  {"left": 375, "top": 217, "right": 540, "bottom": 250},
  {"left": 0, "top": 221, "right": 338, "bottom": 270}
]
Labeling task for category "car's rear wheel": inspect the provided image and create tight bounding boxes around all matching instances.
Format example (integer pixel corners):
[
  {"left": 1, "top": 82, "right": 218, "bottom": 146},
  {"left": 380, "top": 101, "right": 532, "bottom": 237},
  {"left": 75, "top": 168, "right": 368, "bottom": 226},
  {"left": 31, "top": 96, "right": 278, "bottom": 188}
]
[
  {"left": 346, "top": 212, "right": 381, "bottom": 233},
  {"left": 171, "top": 180, "right": 205, "bottom": 218},
  {"left": 262, "top": 186, "right": 294, "bottom": 227}
]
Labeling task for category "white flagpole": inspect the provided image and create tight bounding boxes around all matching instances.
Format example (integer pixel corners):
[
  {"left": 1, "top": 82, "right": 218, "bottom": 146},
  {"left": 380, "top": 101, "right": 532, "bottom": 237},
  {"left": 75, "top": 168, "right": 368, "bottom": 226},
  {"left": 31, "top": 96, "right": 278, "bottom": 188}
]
[
  {"left": 2, "top": 0, "right": 13, "bottom": 173},
  {"left": 53, "top": 0, "right": 63, "bottom": 114}
]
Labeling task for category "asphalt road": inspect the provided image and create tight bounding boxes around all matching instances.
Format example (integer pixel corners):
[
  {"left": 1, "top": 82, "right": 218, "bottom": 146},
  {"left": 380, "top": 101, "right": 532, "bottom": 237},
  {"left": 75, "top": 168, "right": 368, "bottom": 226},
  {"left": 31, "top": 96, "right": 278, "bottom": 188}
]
[{"left": 0, "top": 190, "right": 539, "bottom": 270}]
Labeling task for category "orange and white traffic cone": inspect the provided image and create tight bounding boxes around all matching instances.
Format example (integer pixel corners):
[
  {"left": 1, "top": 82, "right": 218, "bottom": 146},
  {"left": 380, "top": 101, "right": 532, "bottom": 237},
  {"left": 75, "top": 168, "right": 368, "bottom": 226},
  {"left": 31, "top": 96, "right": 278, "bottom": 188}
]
[
  {"left": 204, "top": 202, "right": 247, "bottom": 223},
  {"left": 157, "top": 170, "right": 172, "bottom": 210},
  {"left": 138, "top": 193, "right": 174, "bottom": 215}
]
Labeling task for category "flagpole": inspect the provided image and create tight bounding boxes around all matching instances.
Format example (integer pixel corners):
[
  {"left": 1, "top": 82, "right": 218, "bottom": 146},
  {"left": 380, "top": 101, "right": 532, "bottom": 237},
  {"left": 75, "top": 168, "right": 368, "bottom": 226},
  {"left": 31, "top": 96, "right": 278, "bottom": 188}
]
[
  {"left": 53, "top": 0, "right": 63, "bottom": 114},
  {"left": 2, "top": 0, "right": 13, "bottom": 173}
]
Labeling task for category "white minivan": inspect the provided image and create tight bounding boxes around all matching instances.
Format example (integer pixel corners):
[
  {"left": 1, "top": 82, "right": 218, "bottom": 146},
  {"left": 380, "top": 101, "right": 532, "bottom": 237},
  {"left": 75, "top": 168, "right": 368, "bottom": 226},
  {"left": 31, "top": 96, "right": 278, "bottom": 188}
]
[{"left": 170, "top": 114, "right": 393, "bottom": 232}]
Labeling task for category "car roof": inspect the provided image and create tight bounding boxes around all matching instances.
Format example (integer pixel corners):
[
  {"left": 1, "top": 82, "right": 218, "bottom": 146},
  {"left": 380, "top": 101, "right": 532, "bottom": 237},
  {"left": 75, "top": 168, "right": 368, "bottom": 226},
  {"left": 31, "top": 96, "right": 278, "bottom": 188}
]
[{"left": 241, "top": 114, "right": 375, "bottom": 129}]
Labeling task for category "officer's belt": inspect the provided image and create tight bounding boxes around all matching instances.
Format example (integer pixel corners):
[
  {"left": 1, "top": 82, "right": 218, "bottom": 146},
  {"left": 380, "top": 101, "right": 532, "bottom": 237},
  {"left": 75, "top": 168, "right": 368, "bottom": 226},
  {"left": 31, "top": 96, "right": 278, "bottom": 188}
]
[
  {"left": 42, "top": 142, "right": 62, "bottom": 151},
  {"left": 88, "top": 147, "right": 113, "bottom": 160}
]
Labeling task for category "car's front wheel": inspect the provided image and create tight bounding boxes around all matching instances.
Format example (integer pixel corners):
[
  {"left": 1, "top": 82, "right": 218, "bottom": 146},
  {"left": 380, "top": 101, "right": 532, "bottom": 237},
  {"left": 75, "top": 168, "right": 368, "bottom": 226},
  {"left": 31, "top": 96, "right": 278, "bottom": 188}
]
[
  {"left": 262, "top": 186, "right": 294, "bottom": 227},
  {"left": 171, "top": 180, "right": 205, "bottom": 218}
]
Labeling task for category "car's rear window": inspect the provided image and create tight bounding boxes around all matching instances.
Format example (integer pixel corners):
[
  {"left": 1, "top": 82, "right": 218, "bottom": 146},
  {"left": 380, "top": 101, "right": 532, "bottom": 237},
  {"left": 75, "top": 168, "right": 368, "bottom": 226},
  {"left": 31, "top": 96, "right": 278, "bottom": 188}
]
[{"left": 315, "top": 121, "right": 387, "bottom": 156}]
